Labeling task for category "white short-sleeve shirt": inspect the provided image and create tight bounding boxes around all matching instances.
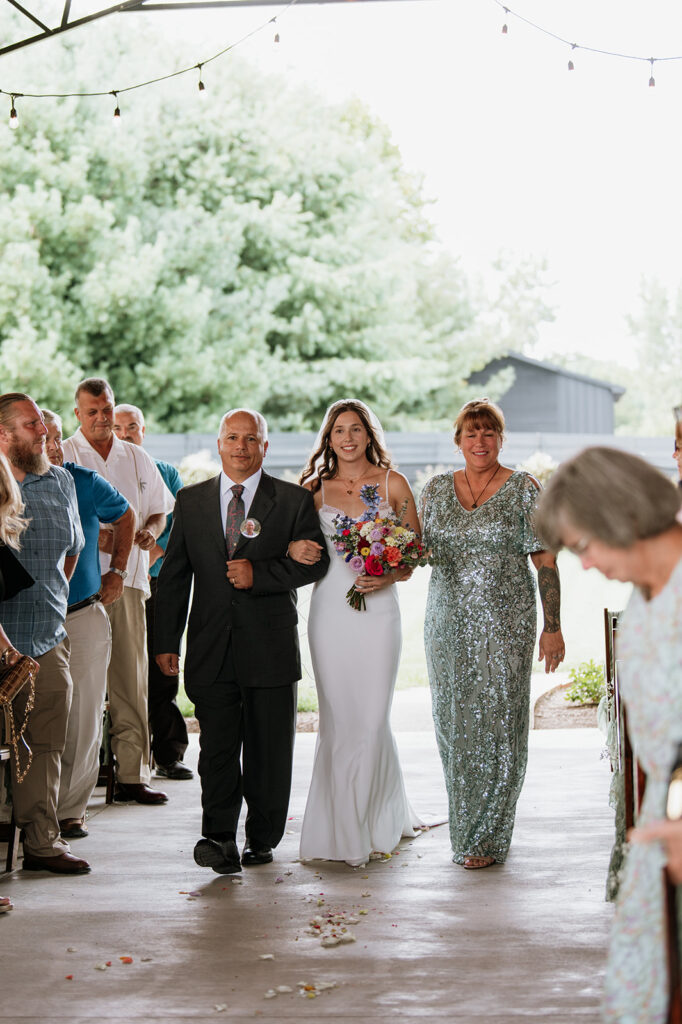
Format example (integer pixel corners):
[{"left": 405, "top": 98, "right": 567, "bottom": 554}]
[{"left": 62, "top": 428, "right": 175, "bottom": 595}]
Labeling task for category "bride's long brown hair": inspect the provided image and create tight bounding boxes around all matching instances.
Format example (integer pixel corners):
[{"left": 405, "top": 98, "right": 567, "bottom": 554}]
[{"left": 299, "top": 401, "right": 393, "bottom": 494}]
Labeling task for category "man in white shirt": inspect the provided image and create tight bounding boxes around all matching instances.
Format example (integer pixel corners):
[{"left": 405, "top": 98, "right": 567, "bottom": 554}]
[{"left": 63, "top": 378, "right": 174, "bottom": 805}]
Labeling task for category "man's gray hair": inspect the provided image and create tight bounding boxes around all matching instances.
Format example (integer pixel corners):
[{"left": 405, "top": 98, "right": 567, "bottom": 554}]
[
  {"left": 219, "top": 408, "right": 268, "bottom": 441},
  {"left": 41, "top": 408, "right": 63, "bottom": 433},
  {"left": 114, "top": 403, "right": 145, "bottom": 426},
  {"left": 74, "top": 377, "right": 114, "bottom": 404}
]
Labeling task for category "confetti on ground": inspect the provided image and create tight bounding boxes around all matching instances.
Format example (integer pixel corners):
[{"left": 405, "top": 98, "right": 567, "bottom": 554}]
[
  {"left": 189, "top": 890, "right": 202, "bottom": 897},
  {"left": 284, "top": 870, "right": 293, "bottom": 876},
  {"left": 214, "top": 1004, "right": 227, "bottom": 1012},
  {"left": 298, "top": 980, "right": 338, "bottom": 1000},
  {"left": 361, "top": 890, "right": 371, "bottom": 898},
  {"left": 369, "top": 852, "right": 391, "bottom": 862},
  {"left": 65, "top": 975, "right": 73, "bottom": 981},
  {"left": 306, "top": 910, "right": 361, "bottom": 947},
  {"left": 66, "top": 947, "right": 77, "bottom": 953},
  {"left": 275, "top": 877, "right": 284, "bottom": 884},
  {"left": 141, "top": 957, "right": 153, "bottom": 963},
  {"left": 94, "top": 963, "right": 110, "bottom": 971},
  {"left": 231, "top": 878, "right": 242, "bottom": 885},
  {"left": 119, "top": 956, "right": 134, "bottom": 964},
  {"left": 275, "top": 985, "right": 293, "bottom": 993},
  {"left": 258, "top": 953, "right": 275, "bottom": 960},
  {"left": 264, "top": 990, "right": 277, "bottom": 999}
]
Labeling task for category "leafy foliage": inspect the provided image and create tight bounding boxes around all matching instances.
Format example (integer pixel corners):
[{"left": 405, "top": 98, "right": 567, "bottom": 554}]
[
  {"left": 564, "top": 659, "right": 606, "bottom": 705},
  {"left": 0, "top": 19, "right": 551, "bottom": 431}
]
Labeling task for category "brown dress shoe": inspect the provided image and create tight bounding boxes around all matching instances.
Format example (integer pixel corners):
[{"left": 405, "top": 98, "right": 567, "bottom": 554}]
[
  {"left": 23, "top": 851, "right": 91, "bottom": 874},
  {"left": 114, "top": 782, "right": 168, "bottom": 805}
]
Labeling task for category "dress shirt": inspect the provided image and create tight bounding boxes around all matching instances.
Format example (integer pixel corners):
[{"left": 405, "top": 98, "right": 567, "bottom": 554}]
[
  {"left": 148, "top": 460, "right": 183, "bottom": 580},
  {"left": 64, "top": 462, "right": 130, "bottom": 605},
  {"left": 62, "top": 428, "right": 174, "bottom": 596},
  {"left": 219, "top": 469, "right": 262, "bottom": 534},
  {"left": 0, "top": 466, "right": 84, "bottom": 657}
]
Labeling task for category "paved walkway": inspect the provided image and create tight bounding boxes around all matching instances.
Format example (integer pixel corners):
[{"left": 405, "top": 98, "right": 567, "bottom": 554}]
[{"left": 0, "top": 691, "right": 614, "bottom": 1023}]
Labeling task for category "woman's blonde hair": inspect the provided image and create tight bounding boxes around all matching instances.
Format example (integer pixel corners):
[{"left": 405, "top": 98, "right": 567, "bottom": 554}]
[
  {"left": 454, "top": 398, "right": 505, "bottom": 447},
  {"left": 535, "top": 446, "right": 682, "bottom": 551},
  {"left": 0, "top": 451, "right": 28, "bottom": 549}
]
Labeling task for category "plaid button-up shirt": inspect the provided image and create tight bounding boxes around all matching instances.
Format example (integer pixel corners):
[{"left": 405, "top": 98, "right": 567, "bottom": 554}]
[{"left": 0, "top": 465, "right": 84, "bottom": 657}]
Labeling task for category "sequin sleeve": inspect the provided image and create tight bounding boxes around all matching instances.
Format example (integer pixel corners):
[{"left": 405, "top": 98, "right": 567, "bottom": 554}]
[{"left": 519, "top": 473, "right": 544, "bottom": 555}]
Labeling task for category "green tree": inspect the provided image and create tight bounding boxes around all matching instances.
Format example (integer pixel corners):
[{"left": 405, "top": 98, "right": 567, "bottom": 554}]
[{"left": 0, "top": 20, "right": 546, "bottom": 430}]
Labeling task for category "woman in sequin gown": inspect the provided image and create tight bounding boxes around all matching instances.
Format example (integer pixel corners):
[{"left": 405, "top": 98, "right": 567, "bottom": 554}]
[
  {"left": 420, "top": 399, "right": 565, "bottom": 869},
  {"left": 290, "top": 400, "right": 422, "bottom": 867},
  {"left": 535, "top": 446, "right": 682, "bottom": 1024}
]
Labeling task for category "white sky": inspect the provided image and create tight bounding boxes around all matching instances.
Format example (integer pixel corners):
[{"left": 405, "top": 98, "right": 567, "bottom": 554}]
[
  {"left": 160, "top": 0, "right": 682, "bottom": 370},
  {"left": 8, "top": 0, "right": 682, "bottom": 369}
]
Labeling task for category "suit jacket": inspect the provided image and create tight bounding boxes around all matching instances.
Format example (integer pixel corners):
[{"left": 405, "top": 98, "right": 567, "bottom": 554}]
[{"left": 154, "top": 471, "right": 329, "bottom": 688}]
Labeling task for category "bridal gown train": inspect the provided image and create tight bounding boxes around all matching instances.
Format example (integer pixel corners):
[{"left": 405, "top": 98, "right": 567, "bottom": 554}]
[{"left": 299, "top": 487, "right": 421, "bottom": 866}]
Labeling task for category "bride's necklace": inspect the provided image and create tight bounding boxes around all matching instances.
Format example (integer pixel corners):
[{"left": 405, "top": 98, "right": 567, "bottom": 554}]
[
  {"left": 336, "top": 469, "right": 373, "bottom": 496},
  {"left": 464, "top": 463, "right": 501, "bottom": 508}
]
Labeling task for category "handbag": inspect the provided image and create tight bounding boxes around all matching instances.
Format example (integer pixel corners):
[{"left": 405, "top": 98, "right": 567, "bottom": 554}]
[{"left": 0, "top": 655, "right": 36, "bottom": 783}]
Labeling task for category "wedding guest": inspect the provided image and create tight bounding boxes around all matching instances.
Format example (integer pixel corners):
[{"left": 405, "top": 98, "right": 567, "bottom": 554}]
[
  {"left": 535, "top": 445, "right": 682, "bottom": 1024},
  {"left": 62, "top": 379, "right": 174, "bottom": 805},
  {"left": 113, "top": 403, "right": 191, "bottom": 781},
  {"left": 0, "top": 449, "right": 39, "bottom": 906},
  {"left": 43, "top": 410, "right": 134, "bottom": 839},
  {"left": 0, "top": 394, "right": 88, "bottom": 874},
  {"left": 292, "top": 399, "right": 422, "bottom": 867},
  {"left": 420, "top": 398, "right": 564, "bottom": 869}
]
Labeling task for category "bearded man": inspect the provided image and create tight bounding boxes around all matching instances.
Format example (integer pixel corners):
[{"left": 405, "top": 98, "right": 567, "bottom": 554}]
[{"left": 0, "top": 393, "right": 89, "bottom": 874}]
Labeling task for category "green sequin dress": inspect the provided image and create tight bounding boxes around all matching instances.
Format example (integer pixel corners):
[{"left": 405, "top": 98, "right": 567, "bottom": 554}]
[{"left": 421, "top": 471, "right": 543, "bottom": 864}]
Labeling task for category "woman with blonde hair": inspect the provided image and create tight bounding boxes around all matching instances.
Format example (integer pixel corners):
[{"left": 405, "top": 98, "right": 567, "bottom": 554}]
[
  {"left": 420, "top": 398, "right": 564, "bottom": 869},
  {"left": 0, "top": 450, "right": 37, "bottom": 913},
  {"left": 535, "top": 446, "right": 682, "bottom": 1024}
]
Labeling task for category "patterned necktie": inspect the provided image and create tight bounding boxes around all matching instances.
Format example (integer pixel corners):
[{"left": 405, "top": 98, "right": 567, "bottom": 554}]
[{"left": 225, "top": 484, "right": 245, "bottom": 558}]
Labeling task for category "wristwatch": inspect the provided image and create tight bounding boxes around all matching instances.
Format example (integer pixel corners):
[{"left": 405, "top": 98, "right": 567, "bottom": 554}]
[{"left": 107, "top": 566, "right": 128, "bottom": 580}]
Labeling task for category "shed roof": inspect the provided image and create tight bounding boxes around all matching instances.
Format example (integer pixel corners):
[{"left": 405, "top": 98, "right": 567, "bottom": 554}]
[{"left": 493, "top": 352, "right": 626, "bottom": 400}]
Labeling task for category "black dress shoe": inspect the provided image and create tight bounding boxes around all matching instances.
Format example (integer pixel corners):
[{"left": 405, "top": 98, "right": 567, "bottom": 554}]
[
  {"left": 241, "top": 840, "right": 273, "bottom": 866},
  {"left": 114, "top": 782, "right": 168, "bottom": 805},
  {"left": 155, "top": 761, "right": 194, "bottom": 781},
  {"left": 193, "top": 837, "right": 242, "bottom": 874},
  {"left": 59, "top": 818, "right": 89, "bottom": 839},
  {"left": 23, "top": 851, "right": 91, "bottom": 874}
]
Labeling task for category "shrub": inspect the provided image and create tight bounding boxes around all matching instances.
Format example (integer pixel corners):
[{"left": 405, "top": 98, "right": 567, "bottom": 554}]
[{"left": 564, "top": 659, "right": 606, "bottom": 705}]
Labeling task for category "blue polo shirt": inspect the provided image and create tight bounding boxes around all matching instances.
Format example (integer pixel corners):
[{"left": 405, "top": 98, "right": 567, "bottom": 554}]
[
  {"left": 0, "top": 465, "right": 84, "bottom": 657},
  {"left": 64, "top": 462, "right": 129, "bottom": 605},
  {"left": 149, "top": 460, "right": 183, "bottom": 580}
]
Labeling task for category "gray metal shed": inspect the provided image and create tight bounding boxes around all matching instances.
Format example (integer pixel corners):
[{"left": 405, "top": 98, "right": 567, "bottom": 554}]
[{"left": 468, "top": 352, "right": 625, "bottom": 434}]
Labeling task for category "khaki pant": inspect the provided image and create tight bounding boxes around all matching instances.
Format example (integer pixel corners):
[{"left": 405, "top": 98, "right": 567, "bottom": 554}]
[
  {"left": 106, "top": 587, "right": 151, "bottom": 785},
  {"left": 58, "top": 601, "right": 112, "bottom": 821},
  {"left": 13, "top": 640, "right": 72, "bottom": 858}
]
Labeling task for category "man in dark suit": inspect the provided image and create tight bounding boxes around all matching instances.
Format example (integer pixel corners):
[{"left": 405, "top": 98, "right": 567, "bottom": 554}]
[{"left": 154, "top": 409, "right": 328, "bottom": 874}]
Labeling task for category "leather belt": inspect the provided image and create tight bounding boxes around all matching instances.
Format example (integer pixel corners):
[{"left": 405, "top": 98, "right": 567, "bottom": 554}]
[{"left": 67, "top": 593, "right": 101, "bottom": 615}]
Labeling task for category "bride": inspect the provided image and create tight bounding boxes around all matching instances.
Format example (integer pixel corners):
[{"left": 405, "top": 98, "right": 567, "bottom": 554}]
[{"left": 289, "top": 399, "right": 422, "bottom": 867}]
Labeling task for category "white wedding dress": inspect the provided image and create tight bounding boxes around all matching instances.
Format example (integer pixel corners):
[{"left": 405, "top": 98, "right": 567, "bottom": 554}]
[{"left": 299, "top": 476, "right": 421, "bottom": 866}]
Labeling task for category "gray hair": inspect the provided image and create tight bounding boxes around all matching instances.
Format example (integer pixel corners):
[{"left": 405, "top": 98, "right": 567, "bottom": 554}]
[
  {"left": 74, "top": 377, "right": 114, "bottom": 404},
  {"left": 114, "top": 403, "right": 145, "bottom": 426},
  {"left": 535, "top": 446, "right": 682, "bottom": 551},
  {"left": 218, "top": 408, "right": 268, "bottom": 442},
  {"left": 42, "top": 408, "right": 63, "bottom": 433}
]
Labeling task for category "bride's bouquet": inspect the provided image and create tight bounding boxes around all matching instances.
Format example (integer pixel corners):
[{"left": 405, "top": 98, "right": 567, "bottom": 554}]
[{"left": 330, "top": 484, "right": 428, "bottom": 611}]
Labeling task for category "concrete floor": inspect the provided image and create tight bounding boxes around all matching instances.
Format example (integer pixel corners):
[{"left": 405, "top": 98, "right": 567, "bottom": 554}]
[{"left": 0, "top": 691, "right": 614, "bottom": 1024}]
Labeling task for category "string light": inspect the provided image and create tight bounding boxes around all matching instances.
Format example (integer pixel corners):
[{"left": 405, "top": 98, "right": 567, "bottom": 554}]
[
  {"left": 9, "top": 94, "right": 18, "bottom": 130},
  {"left": 491, "top": 0, "right": 682, "bottom": 87},
  {"left": 0, "top": 0, "right": 300, "bottom": 114},
  {"left": 272, "top": 18, "right": 280, "bottom": 44}
]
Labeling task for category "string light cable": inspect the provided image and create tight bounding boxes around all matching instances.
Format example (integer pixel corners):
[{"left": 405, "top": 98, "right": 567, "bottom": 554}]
[
  {"left": 492, "top": 0, "right": 682, "bottom": 83},
  {"left": 0, "top": 0, "right": 300, "bottom": 124}
]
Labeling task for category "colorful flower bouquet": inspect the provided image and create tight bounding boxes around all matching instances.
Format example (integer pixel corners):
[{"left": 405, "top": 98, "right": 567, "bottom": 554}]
[{"left": 330, "top": 484, "right": 428, "bottom": 611}]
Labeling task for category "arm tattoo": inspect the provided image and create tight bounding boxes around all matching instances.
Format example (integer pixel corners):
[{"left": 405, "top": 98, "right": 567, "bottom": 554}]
[{"left": 538, "top": 565, "right": 561, "bottom": 633}]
